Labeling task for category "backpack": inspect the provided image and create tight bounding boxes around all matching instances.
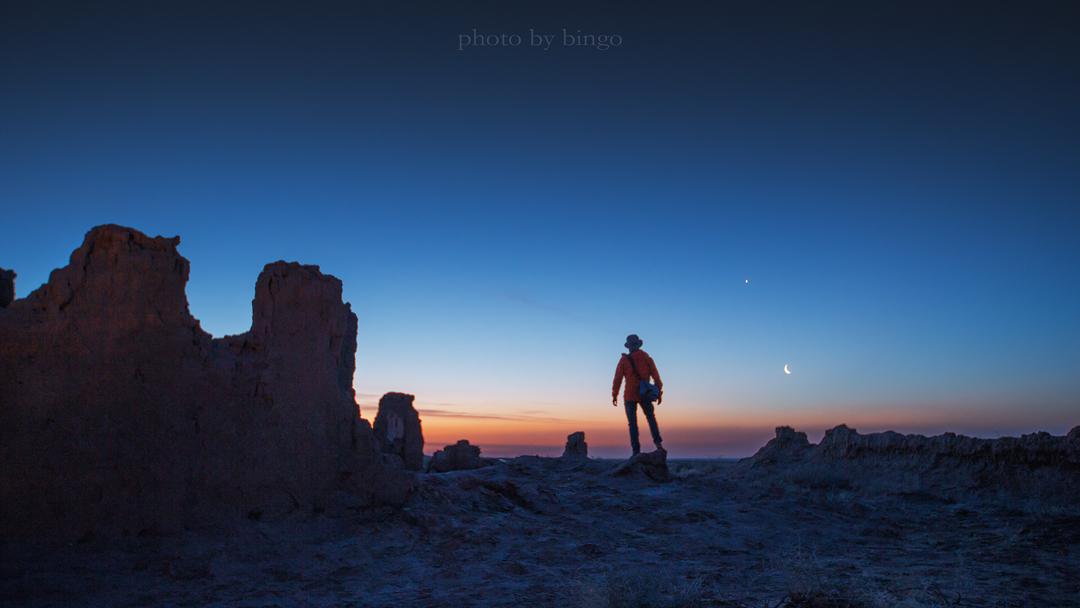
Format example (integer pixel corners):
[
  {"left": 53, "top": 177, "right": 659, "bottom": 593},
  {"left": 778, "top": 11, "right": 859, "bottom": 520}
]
[{"left": 624, "top": 352, "right": 661, "bottom": 403}]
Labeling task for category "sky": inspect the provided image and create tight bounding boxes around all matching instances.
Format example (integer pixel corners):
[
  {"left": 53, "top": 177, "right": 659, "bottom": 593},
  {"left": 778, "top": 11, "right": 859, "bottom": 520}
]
[{"left": 2, "top": 1, "right": 1078, "bottom": 457}]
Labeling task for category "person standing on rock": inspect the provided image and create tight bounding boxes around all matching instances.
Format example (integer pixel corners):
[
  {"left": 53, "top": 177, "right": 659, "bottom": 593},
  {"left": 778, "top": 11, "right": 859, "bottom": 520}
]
[{"left": 612, "top": 334, "right": 664, "bottom": 455}]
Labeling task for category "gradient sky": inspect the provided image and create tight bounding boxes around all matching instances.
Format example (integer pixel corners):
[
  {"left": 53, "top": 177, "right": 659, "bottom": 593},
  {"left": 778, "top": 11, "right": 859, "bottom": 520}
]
[{"left": 2, "top": 1, "right": 1078, "bottom": 456}]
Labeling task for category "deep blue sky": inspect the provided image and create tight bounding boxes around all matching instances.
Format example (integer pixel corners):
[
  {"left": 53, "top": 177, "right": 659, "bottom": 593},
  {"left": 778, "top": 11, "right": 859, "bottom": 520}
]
[{"left": 2, "top": 1, "right": 1078, "bottom": 455}]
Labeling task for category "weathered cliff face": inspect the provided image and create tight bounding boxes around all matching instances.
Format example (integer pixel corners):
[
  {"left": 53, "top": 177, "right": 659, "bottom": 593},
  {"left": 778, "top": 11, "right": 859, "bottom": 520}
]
[
  {"left": 812, "top": 424, "right": 1080, "bottom": 466},
  {"left": 748, "top": 424, "right": 1080, "bottom": 467},
  {"left": 0, "top": 225, "right": 402, "bottom": 542},
  {"left": 741, "top": 424, "right": 1080, "bottom": 501}
]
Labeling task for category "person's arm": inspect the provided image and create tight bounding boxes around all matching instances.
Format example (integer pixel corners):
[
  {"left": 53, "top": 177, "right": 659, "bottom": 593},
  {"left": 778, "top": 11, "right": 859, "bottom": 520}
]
[
  {"left": 611, "top": 357, "right": 624, "bottom": 406},
  {"left": 649, "top": 354, "right": 663, "bottom": 403}
]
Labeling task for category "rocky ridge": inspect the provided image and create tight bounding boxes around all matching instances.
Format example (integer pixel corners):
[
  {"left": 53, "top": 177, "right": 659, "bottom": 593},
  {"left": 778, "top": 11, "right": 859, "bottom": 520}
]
[{"left": 741, "top": 424, "right": 1080, "bottom": 501}]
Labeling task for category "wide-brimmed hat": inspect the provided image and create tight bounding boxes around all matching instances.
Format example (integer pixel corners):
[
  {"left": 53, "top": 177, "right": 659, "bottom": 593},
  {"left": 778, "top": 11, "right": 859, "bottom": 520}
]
[{"left": 624, "top": 334, "right": 643, "bottom": 349}]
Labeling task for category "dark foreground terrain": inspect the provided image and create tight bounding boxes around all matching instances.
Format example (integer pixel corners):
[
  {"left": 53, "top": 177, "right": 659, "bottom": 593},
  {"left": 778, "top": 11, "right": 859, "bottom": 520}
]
[{"left": 3, "top": 449, "right": 1078, "bottom": 608}]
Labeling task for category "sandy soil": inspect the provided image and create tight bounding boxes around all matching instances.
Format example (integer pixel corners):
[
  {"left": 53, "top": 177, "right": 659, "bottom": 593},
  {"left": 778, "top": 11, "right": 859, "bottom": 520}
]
[{"left": 2, "top": 456, "right": 1077, "bottom": 607}]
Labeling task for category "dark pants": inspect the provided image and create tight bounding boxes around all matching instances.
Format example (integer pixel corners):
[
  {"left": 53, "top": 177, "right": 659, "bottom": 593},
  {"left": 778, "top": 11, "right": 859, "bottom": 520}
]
[{"left": 624, "top": 400, "right": 663, "bottom": 454}]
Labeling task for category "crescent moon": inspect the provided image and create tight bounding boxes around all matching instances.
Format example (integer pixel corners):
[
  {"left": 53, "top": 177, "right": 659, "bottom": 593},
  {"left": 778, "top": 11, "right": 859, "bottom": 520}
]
[{"left": 784, "top": 364, "right": 791, "bottom": 375}]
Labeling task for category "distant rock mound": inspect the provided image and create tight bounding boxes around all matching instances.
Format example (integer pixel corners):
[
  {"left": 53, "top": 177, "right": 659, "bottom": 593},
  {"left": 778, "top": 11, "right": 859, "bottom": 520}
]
[
  {"left": 747, "top": 426, "right": 810, "bottom": 465},
  {"left": 428, "top": 440, "right": 489, "bottom": 473},
  {"left": 562, "top": 431, "right": 588, "bottom": 459},
  {"left": 0, "top": 225, "right": 408, "bottom": 542},
  {"left": 373, "top": 392, "right": 424, "bottom": 471},
  {"left": 611, "top": 449, "right": 669, "bottom": 482},
  {"left": 742, "top": 424, "right": 1080, "bottom": 500},
  {"left": 0, "top": 267, "right": 14, "bottom": 308}
]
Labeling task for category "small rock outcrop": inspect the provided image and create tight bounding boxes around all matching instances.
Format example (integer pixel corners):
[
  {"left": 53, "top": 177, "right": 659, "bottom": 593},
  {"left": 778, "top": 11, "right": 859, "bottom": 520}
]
[
  {"left": 0, "top": 268, "right": 13, "bottom": 307},
  {"left": 373, "top": 392, "right": 424, "bottom": 471},
  {"left": 428, "top": 440, "right": 486, "bottom": 473},
  {"left": 611, "top": 448, "right": 669, "bottom": 481},
  {"left": 0, "top": 225, "right": 407, "bottom": 542},
  {"left": 562, "top": 431, "right": 588, "bottom": 459},
  {"left": 746, "top": 426, "right": 811, "bottom": 465}
]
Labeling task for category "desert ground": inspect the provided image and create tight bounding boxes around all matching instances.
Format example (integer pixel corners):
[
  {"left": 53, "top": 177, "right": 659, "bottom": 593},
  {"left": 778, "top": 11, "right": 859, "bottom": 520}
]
[{"left": 3, "top": 449, "right": 1077, "bottom": 608}]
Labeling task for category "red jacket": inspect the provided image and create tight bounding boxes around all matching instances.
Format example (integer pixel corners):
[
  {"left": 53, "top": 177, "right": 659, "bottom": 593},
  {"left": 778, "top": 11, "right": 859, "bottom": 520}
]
[{"left": 612, "top": 349, "right": 663, "bottom": 403}]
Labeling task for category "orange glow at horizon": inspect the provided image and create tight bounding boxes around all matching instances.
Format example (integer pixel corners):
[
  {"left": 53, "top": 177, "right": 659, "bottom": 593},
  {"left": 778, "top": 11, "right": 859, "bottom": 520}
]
[
  {"left": 355, "top": 382, "right": 1077, "bottom": 458},
  {"left": 410, "top": 399, "right": 1077, "bottom": 458}
]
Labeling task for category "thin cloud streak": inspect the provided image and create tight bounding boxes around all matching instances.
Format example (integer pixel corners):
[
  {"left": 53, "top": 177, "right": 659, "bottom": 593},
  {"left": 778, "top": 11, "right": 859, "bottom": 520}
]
[
  {"left": 502, "top": 290, "right": 583, "bottom": 321},
  {"left": 418, "top": 408, "right": 576, "bottom": 423}
]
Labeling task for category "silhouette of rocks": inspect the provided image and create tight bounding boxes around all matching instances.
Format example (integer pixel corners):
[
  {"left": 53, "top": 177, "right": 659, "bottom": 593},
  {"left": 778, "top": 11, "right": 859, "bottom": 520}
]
[
  {"left": 428, "top": 440, "right": 487, "bottom": 473},
  {"left": 373, "top": 392, "right": 424, "bottom": 471},
  {"left": 745, "top": 426, "right": 811, "bottom": 466},
  {"left": 0, "top": 268, "right": 13, "bottom": 307},
  {"left": 611, "top": 448, "right": 669, "bottom": 481},
  {"left": 742, "top": 424, "right": 1080, "bottom": 500},
  {"left": 749, "top": 424, "right": 1080, "bottom": 468},
  {"left": 562, "top": 431, "right": 588, "bottom": 459},
  {"left": 0, "top": 225, "right": 408, "bottom": 542},
  {"left": 812, "top": 423, "right": 1080, "bottom": 466}
]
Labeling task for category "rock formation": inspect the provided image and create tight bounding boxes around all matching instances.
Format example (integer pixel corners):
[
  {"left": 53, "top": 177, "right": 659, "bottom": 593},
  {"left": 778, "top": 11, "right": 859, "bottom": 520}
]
[
  {"left": 748, "top": 424, "right": 1080, "bottom": 468},
  {"left": 611, "top": 449, "right": 669, "bottom": 481},
  {"left": 812, "top": 423, "right": 1080, "bottom": 465},
  {"left": 0, "top": 225, "right": 409, "bottom": 542},
  {"left": 428, "top": 440, "right": 487, "bottom": 473},
  {"left": 742, "top": 424, "right": 1080, "bottom": 500},
  {"left": 0, "top": 267, "right": 13, "bottom": 307},
  {"left": 373, "top": 392, "right": 424, "bottom": 470},
  {"left": 562, "top": 431, "right": 588, "bottom": 459},
  {"left": 746, "top": 426, "right": 810, "bottom": 465}
]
